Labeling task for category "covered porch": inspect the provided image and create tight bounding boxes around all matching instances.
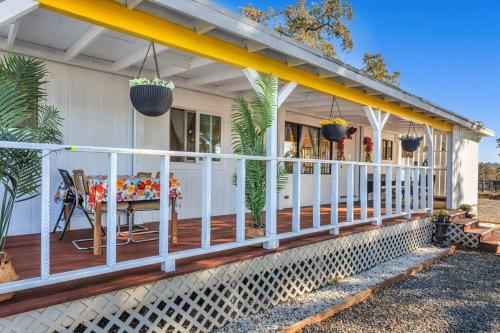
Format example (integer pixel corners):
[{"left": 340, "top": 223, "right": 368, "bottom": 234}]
[{"left": 0, "top": 1, "right": 490, "bottom": 328}]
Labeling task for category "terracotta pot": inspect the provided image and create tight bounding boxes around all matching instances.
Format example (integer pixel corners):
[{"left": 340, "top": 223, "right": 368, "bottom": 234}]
[
  {"left": 0, "top": 259, "right": 19, "bottom": 302},
  {"left": 245, "top": 227, "right": 265, "bottom": 239}
]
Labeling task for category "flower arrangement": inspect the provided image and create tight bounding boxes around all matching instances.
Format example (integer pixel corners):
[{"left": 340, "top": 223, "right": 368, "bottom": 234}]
[
  {"left": 458, "top": 203, "right": 474, "bottom": 217},
  {"left": 432, "top": 209, "right": 450, "bottom": 223},
  {"left": 400, "top": 134, "right": 424, "bottom": 142},
  {"left": 345, "top": 126, "right": 357, "bottom": 139},
  {"left": 169, "top": 178, "right": 182, "bottom": 201},
  {"left": 363, "top": 136, "right": 373, "bottom": 163},
  {"left": 129, "top": 77, "right": 175, "bottom": 89},
  {"left": 336, "top": 138, "right": 345, "bottom": 160},
  {"left": 319, "top": 117, "right": 348, "bottom": 127}
]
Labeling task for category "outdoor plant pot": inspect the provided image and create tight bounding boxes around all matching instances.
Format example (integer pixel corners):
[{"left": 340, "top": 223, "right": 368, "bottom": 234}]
[
  {"left": 400, "top": 136, "right": 423, "bottom": 152},
  {"left": 130, "top": 85, "right": 173, "bottom": 117},
  {"left": 0, "top": 257, "right": 19, "bottom": 303},
  {"left": 433, "top": 222, "right": 452, "bottom": 248},
  {"left": 246, "top": 226, "right": 265, "bottom": 240},
  {"left": 321, "top": 124, "right": 347, "bottom": 142}
]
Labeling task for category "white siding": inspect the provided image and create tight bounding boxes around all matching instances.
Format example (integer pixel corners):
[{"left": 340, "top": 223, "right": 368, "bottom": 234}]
[{"left": 447, "top": 126, "right": 480, "bottom": 209}]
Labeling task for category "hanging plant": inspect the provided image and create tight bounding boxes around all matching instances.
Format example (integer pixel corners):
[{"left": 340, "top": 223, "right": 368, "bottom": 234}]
[
  {"left": 363, "top": 136, "right": 373, "bottom": 162},
  {"left": 130, "top": 43, "right": 174, "bottom": 117},
  {"left": 320, "top": 96, "right": 348, "bottom": 142},
  {"left": 400, "top": 122, "right": 423, "bottom": 152},
  {"left": 336, "top": 138, "right": 346, "bottom": 160}
]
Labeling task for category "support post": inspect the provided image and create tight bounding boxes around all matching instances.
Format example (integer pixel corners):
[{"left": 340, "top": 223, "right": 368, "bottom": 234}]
[
  {"left": 106, "top": 152, "right": 118, "bottom": 267},
  {"left": 201, "top": 157, "right": 212, "bottom": 249},
  {"left": 159, "top": 155, "right": 174, "bottom": 272},
  {"left": 236, "top": 158, "right": 246, "bottom": 242},
  {"left": 292, "top": 161, "right": 301, "bottom": 232},
  {"left": 40, "top": 150, "right": 51, "bottom": 280},
  {"left": 364, "top": 106, "right": 389, "bottom": 225},
  {"left": 424, "top": 125, "right": 434, "bottom": 211},
  {"left": 243, "top": 68, "right": 296, "bottom": 249},
  {"left": 330, "top": 163, "right": 339, "bottom": 235}
]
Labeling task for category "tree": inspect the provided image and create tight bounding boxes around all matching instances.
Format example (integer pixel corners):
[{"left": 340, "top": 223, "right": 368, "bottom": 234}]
[
  {"left": 241, "top": 0, "right": 353, "bottom": 57},
  {"left": 241, "top": 1, "right": 401, "bottom": 85},
  {"left": 362, "top": 53, "right": 400, "bottom": 86}
]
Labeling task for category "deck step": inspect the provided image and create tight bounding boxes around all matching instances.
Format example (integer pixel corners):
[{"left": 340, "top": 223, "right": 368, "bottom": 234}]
[
  {"left": 477, "top": 232, "right": 500, "bottom": 255},
  {"left": 452, "top": 218, "right": 479, "bottom": 232},
  {"left": 466, "top": 226, "right": 496, "bottom": 240},
  {"left": 449, "top": 210, "right": 467, "bottom": 222}
]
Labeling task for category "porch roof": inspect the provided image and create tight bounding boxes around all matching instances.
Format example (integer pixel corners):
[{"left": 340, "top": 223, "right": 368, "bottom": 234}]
[{"left": 0, "top": 0, "right": 494, "bottom": 136}]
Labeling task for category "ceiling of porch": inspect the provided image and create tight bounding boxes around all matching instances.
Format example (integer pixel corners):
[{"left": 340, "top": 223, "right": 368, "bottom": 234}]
[{"left": 0, "top": 7, "right": 431, "bottom": 134}]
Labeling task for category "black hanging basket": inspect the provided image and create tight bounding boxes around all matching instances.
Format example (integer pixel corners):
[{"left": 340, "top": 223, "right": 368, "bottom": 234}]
[
  {"left": 130, "top": 85, "right": 173, "bottom": 117},
  {"left": 400, "top": 136, "right": 422, "bottom": 152},
  {"left": 321, "top": 124, "right": 347, "bottom": 142},
  {"left": 130, "top": 42, "right": 173, "bottom": 117}
]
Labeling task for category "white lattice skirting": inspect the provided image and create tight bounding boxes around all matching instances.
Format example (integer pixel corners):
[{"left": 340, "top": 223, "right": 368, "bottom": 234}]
[
  {"left": 0, "top": 217, "right": 433, "bottom": 333},
  {"left": 446, "top": 223, "right": 480, "bottom": 248}
]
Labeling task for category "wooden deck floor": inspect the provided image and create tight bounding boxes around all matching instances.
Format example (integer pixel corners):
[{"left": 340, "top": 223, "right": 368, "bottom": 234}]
[{"left": 1, "top": 205, "right": 427, "bottom": 318}]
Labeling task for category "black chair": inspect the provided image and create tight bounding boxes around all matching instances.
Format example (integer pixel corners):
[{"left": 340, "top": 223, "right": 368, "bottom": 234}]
[{"left": 52, "top": 169, "right": 104, "bottom": 240}]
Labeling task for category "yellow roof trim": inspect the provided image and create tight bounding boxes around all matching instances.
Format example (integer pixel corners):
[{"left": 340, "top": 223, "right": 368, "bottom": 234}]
[{"left": 38, "top": 0, "right": 452, "bottom": 132}]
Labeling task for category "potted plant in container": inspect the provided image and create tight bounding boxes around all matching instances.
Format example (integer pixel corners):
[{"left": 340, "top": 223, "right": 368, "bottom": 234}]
[
  {"left": 129, "top": 43, "right": 174, "bottom": 117},
  {"left": 458, "top": 204, "right": 474, "bottom": 218},
  {"left": 0, "top": 54, "right": 63, "bottom": 302},
  {"left": 363, "top": 136, "right": 373, "bottom": 162},
  {"left": 432, "top": 209, "right": 452, "bottom": 247},
  {"left": 320, "top": 117, "right": 348, "bottom": 142},
  {"left": 400, "top": 122, "right": 423, "bottom": 152},
  {"left": 231, "top": 74, "right": 287, "bottom": 238}
]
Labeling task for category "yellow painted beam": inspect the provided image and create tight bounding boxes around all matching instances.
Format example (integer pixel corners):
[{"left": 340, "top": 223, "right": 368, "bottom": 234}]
[{"left": 38, "top": 0, "right": 451, "bottom": 132}]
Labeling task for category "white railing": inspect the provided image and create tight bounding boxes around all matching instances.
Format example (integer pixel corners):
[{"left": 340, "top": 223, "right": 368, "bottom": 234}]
[{"left": 0, "top": 141, "right": 432, "bottom": 294}]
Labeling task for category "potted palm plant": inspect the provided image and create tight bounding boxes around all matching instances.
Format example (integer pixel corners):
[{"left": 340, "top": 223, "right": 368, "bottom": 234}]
[
  {"left": 0, "top": 54, "right": 63, "bottom": 302},
  {"left": 129, "top": 43, "right": 174, "bottom": 117},
  {"left": 231, "top": 74, "right": 287, "bottom": 238}
]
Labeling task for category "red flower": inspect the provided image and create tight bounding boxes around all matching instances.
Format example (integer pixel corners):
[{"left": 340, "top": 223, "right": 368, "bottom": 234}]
[{"left": 137, "top": 182, "right": 146, "bottom": 191}]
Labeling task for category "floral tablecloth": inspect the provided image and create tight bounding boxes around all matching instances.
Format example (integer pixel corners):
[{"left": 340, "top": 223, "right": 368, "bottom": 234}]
[{"left": 86, "top": 176, "right": 182, "bottom": 211}]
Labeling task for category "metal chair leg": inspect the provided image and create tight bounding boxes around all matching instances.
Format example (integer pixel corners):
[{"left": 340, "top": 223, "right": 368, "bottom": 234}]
[
  {"left": 52, "top": 205, "right": 65, "bottom": 233},
  {"left": 59, "top": 201, "right": 76, "bottom": 240}
]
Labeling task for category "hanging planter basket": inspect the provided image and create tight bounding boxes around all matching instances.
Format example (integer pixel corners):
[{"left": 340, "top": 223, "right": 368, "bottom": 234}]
[
  {"left": 400, "top": 136, "right": 423, "bottom": 152},
  {"left": 400, "top": 122, "right": 423, "bottom": 152},
  {"left": 320, "top": 97, "right": 348, "bottom": 142},
  {"left": 129, "top": 42, "right": 174, "bottom": 117},
  {"left": 321, "top": 123, "right": 347, "bottom": 142},
  {"left": 130, "top": 84, "right": 173, "bottom": 117}
]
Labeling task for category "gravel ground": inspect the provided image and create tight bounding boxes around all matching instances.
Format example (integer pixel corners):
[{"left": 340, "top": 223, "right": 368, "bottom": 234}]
[
  {"left": 302, "top": 250, "right": 500, "bottom": 333},
  {"left": 478, "top": 198, "right": 500, "bottom": 223},
  {"left": 214, "top": 246, "right": 446, "bottom": 333}
]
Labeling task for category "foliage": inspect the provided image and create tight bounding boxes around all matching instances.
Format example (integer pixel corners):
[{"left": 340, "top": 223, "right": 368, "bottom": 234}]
[
  {"left": 479, "top": 162, "right": 500, "bottom": 181},
  {"left": 432, "top": 209, "right": 450, "bottom": 218},
  {"left": 129, "top": 78, "right": 175, "bottom": 89},
  {"left": 231, "top": 74, "right": 287, "bottom": 228},
  {"left": 0, "top": 54, "right": 63, "bottom": 252},
  {"left": 458, "top": 204, "right": 472, "bottom": 213},
  {"left": 335, "top": 127, "right": 356, "bottom": 160},
  {"left": 399, "top": 135, "right": 423, "bottom": 142},
  {"left": 363, "top": 136, "right": 373, "bottom": 163},
  {"left": 319, "top": 117, "right": 348, "bottom": 127},
  {"left": 241, "top": 0, "right": 353, "bottom": 57},
  {"left": 242, "top": 1, "right": 401, "bottom": 85},
  {"left": 361, "top": 53, "right": 400, "bottom": 86}
]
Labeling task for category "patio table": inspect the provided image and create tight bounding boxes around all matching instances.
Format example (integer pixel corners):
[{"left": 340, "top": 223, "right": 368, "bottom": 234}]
[{"left": 86, "top": 176, "right": 182, "bottom": 255}]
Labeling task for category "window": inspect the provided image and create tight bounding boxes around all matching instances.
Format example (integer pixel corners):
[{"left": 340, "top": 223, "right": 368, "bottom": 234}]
[
  {"left": 284, "top": 122, "right": 331, "bottom": 174},
  {"left": 170, "top": 108, "right": 221, "bottom": 162},
  {"left": 382, "top": 139, "right": 393, "bottom": 160}
]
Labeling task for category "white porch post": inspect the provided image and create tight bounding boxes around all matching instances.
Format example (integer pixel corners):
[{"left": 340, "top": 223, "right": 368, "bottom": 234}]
[
  {"left": 424, "top": 125, "right": 434, "bottom": 211},
  {"left": 243, "top": 68, "right": 296, "bottom": 249},
  {"left": 446, "top": 131, "right": 454, "bottom": 209},
  {"left": 364, "top": 106, "right": 389, "bottom": 225}
]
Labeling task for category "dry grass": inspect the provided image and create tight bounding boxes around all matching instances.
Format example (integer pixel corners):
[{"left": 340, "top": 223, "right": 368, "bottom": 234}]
[{"left": 477, "top": 198, "right": 500, "bottom": 223}]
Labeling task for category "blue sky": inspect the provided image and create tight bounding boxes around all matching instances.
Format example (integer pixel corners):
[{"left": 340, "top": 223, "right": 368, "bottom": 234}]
[{"left": 215, "top": 0, "right": 500, "bottom": 162}]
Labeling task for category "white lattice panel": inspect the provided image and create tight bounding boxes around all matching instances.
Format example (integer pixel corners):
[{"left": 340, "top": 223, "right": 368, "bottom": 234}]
[
  {"left": 0, "top": 217, "right": 433, "bottom": 333},
  {"left": 446, "top": 223, "right": 480, "bottom": 248}
]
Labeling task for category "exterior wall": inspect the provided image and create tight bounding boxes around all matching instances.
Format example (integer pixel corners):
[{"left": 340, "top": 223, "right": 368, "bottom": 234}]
[
  {"left": 0, "top": 217, "right": 433, "bottom": 333},
  {"left": 447, "top": 126, "right": 481, "bottom": 209}
]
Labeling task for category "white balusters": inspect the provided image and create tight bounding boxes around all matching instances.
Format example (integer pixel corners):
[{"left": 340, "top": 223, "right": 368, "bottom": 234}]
[
  {"left": 40, "top": 150, "right": 51, "bottom": 280},
  {"left": 395, "top": 167, "right": 402, "bottom": 215},
  {"left": 330, "top": 163, "right": 339, "bottom": 235},
  {"left": 405, "top": 167, "right": 411, "bottom": 216},
  {"left": 360, "top": 164, "right": 368, "bottom": 220},
  {"left": 420, "top": 168, "right": 427, "bottom": 209},
  {"left": 313, "top": 162, "right": 321, "bottom": 229},
  {"left": 412, "top": 167, "right": 419, "bottom": 211},
  {"left": 385, "top": 166, "right": 392, "bottom": 217},
  {"left": 292, "top": 161, "right": 301, "bottom": 232},
  {"left": 236, "top": 158, "right": 246, "bottom": 242},
  {"left": 106, "top": 152, "right": 118, "bottom": 267},
  {"left": 346, "top": 164, "right": 354, "bottom": 223},
  {"left": 201, "top": 157, "right": 212, "bottom": 249}
]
